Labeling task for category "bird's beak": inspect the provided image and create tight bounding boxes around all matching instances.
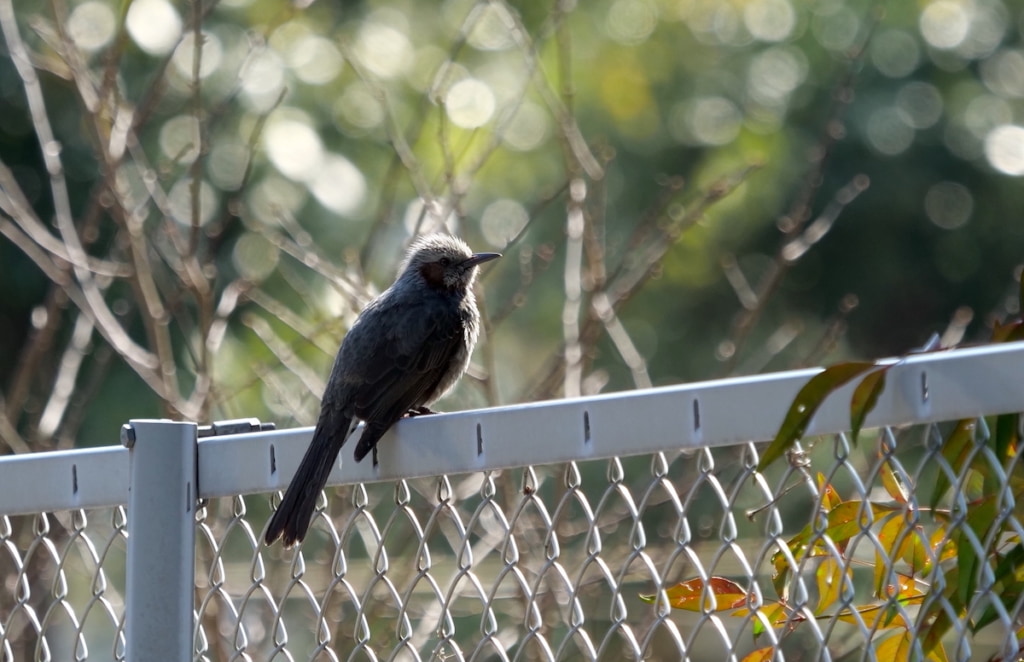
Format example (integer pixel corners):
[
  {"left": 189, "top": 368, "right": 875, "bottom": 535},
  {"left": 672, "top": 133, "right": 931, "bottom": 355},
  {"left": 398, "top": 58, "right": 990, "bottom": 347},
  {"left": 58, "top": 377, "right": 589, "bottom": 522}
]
[{"left": 462, "top": 252, "right": 501, "bottom": 269}]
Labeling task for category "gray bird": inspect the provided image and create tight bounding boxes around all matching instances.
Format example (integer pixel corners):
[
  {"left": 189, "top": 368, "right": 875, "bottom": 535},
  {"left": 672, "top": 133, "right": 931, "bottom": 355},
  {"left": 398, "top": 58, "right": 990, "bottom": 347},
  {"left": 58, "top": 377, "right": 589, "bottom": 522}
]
[{"left": 264, "top": 234, "right": 500, "bottom": 547}]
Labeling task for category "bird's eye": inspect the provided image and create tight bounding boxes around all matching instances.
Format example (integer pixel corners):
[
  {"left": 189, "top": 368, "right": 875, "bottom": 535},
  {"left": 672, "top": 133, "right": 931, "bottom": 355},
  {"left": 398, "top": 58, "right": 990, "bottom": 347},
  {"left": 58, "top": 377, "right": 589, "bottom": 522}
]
[{"left": 438, "top": 257, "right": 451, "bottom": 267}]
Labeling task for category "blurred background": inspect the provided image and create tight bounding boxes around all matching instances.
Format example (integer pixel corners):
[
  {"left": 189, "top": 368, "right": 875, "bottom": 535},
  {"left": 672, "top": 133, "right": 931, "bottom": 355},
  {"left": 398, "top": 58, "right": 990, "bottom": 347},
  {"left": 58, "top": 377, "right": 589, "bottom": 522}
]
[{"left": 1, "top": 0, "right": 1022, "bottom": 452}]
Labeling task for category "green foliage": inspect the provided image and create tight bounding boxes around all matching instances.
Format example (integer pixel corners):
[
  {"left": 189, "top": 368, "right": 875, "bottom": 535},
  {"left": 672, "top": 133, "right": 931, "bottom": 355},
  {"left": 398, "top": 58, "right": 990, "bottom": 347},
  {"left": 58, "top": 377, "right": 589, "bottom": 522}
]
[{"left": 662, "top": 278, "right": 1024, "bottom": 660}]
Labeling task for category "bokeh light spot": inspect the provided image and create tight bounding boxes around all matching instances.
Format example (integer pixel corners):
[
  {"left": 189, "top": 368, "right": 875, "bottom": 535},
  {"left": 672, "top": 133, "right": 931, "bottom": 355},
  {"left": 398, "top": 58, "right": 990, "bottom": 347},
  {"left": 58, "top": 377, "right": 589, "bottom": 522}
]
[
  {"left": 924, "top": 181, "right": 973, "bottom": 229},
  {"left": 355, "top": 22, "right": 412, "bottom": 80},
  {"left": 964, "top": 94, "right": 1013, "bottom": 138},
  {"left": 953, "top": 3, "right": 1005, "bottom": 60},
  {"left": 248, "top": 176, "right": 306, "bottom": 226},
  {"left": 691, "top": 97, "right": 742, "bottom": 145},
  {"left": 168, "top": 179, "right": 218, "bottom": 227},
  {"left": 481, "top": 199, "right": 529, "bottom": 248},
  {"left": 919, "top": 0, "right": 969, "bottom": 50},
  {"left": 501, "top": 101, "right": 550, "bottom": 152},
  {"left": 126, "top": 0, "right": 182, "bottom": 55},
  {"left": 865, "top": 108, "right": 915, "bottom": 156},
  {"left": 287, "top": 36, "right": 344, "bottom": 85},
  {"left": 336, "top": 83, "right": 385, "bottom": 130},
  {"left": 896, "top": 81, "right": 944, "bottom": 129},
  {"left": 669, "top": 97, "right": 742, "bottom": 146},
  {"left": 870, "top": 29, "right": 921, "bottom": 78},
  {"left": 812, "top": 5, "right": 860, "bottom": 52},
  {"left": 159, "top": 115, "right": 200, "bottom": 164},
  {"left": 265, "top": 117, "right": 324, "bottom": 182},
  {"left": 172, "top": 32, "right": 223, "bottom": 80},
  {"left": 445, "top": 78, "right": 496, "bottom": 129},
  {"left": 984, "top": 124, "right": 1024, "bottom": 176},
  {"left": 466, "top": 3, "right": 516, "bottom": 51},
  {"left": 208, "top": 142, "right": 249, "bottom": 191},
  {"left": 310, "top": 154, "right": 367, "bottom": 216},
  {"left": 744, "top": 0, "right": 796, "bottom": 43},
  {"left": 67, "top": 1, "right": 116, "bottom": 53},
  {"left": 606, "top": 0, "right": 659, "bottom": 45},
  {"left": 241, "top": 49, "right": 286, "bottom": 110},
  {"left": 981, "top": 49, "right": 1024, "bottom": 98},
  {"left": 233, "top": 233, "right": 280, "bottom": 282},
  {"left": 747, "top": 47, "right": 808, "bottom": 104}
]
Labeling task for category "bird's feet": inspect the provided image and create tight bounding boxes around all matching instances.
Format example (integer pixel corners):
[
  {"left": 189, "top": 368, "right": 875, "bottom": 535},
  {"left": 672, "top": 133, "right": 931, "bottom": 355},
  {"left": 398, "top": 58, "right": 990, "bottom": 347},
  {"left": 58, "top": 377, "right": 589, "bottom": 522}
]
[{"left": 404, "top": 405, "right": 439, "bottom": 417}]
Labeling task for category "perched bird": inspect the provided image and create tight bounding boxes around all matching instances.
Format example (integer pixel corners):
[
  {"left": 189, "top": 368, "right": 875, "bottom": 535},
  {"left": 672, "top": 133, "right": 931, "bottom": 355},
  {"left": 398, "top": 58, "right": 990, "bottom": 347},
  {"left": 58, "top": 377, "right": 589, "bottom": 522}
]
[{"left": 264, "top": 234, "right": 500, "bottom": 547}]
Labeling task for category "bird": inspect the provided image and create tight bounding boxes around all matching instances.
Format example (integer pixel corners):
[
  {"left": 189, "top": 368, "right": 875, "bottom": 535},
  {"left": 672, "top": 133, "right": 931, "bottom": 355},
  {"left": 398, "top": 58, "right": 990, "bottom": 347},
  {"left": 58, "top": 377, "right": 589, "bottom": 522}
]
[{"left": 264, "top": 234, "right": 500, "bottom": 547}]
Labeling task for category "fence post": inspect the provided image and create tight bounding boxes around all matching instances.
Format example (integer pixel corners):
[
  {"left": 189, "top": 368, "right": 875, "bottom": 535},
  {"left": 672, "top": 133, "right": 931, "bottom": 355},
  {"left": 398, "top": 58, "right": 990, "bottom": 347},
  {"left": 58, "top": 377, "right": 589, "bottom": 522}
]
[{"left": 121, "top": 419, "right": 197, "bottom": 661}]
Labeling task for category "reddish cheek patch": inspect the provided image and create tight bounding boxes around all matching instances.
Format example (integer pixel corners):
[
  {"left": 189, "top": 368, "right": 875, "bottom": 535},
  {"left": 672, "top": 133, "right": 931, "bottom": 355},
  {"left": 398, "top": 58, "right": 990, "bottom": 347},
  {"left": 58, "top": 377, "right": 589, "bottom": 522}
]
[{"left": 419, "top": 262, "right": 447, "bottom": 288}]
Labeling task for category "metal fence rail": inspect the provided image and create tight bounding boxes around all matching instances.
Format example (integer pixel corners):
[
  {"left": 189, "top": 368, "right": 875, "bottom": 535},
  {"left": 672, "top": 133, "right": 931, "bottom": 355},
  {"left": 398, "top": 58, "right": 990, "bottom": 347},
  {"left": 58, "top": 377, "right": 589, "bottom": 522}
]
[{"left": 3, "top": 342, "right": 1024, "bottom": 660}]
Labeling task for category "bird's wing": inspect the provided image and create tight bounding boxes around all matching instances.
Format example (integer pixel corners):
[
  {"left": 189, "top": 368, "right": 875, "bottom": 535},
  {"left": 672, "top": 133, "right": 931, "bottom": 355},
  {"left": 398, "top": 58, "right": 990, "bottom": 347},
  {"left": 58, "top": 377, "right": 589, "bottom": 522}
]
[{"left": 345, "top": 297, "right": 468, "bottom": 423}]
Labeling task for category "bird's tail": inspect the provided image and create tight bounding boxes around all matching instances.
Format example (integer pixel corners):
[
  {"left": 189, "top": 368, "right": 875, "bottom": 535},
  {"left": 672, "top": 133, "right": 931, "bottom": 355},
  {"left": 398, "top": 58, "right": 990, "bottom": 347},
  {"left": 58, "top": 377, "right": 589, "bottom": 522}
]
[{"left": 264, "top": 413, "right": 352, "bottom": 547}]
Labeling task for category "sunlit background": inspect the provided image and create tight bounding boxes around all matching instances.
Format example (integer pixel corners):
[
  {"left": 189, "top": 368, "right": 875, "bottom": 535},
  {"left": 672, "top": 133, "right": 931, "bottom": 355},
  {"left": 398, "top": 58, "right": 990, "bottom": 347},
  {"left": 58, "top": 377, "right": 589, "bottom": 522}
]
[{"left": 1, "top": 0, "right": 1023, "bottom": 447}]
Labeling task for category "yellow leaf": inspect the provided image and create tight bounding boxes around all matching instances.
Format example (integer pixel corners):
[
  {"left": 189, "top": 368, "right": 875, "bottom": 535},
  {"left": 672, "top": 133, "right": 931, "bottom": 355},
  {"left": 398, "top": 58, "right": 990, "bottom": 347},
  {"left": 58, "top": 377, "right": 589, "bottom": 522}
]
[
  {"left": 741, "top": 646, "right": 776, "bottom": 662},
  {"left": 880, "top": 457, "right": 910, "bottom": 504},
  {"left": 733, "top": 601, "right": 790, "bottom": 638},
  {"left": 815, "top": 557, "right": 849, "bottom": 614},
  {"left": 874, "top": 631, "right": 913, "bottom": 661},
  {"left": 817, "top": 472, "right": 843, "bottom": 511},
  {"left": 875, "top": 512, "right": 905, "bottom": 596}
]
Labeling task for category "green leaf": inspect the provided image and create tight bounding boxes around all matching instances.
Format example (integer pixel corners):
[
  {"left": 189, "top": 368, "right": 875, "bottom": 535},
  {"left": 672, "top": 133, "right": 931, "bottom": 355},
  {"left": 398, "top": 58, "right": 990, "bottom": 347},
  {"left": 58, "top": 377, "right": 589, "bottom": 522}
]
[
  {"left": 972, "top": 544, "right": 1024, "bottom": 632},
  {"left": 956, "top": 496, "right": 997, "bottom": 607},
  {"left": 995, "top": 413, "right": 1019, "bottom": 466},
  {"left": 850, "top": 367, "right": 889, "bottom": 446},
  {"left": 929, "top": 419, "right": 976, "bottom": 509},
  {"left": 758, "top": 361, "right": 878, "bottom": 471}
]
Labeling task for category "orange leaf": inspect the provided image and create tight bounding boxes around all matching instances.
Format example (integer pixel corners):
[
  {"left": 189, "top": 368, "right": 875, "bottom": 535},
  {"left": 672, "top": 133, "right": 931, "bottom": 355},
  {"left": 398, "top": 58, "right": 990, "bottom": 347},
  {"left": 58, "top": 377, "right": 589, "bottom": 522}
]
[
  {"left": 642, "top": 577, "right": 748, "bottom": 611},
  {"left": 992, "top": 318, "right": 1024, "bottom": 343}
]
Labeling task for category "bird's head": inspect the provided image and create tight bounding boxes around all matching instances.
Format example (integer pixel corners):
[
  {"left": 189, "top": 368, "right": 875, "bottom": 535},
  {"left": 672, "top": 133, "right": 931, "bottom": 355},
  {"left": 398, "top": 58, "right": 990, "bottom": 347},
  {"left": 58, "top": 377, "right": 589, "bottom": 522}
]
[{"left": 401, "top": 234, "right": 501, "bottom": 293}]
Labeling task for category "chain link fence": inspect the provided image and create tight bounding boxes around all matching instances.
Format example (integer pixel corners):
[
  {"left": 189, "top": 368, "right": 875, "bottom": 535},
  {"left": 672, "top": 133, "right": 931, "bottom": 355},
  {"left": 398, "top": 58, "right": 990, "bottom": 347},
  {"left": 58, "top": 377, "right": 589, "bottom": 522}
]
[
  {"left": 3, "top": 344, "right": 1024, "bottom": 661},
  {"left": 1, "top": 507, "right": 126, "bottom": 661}
]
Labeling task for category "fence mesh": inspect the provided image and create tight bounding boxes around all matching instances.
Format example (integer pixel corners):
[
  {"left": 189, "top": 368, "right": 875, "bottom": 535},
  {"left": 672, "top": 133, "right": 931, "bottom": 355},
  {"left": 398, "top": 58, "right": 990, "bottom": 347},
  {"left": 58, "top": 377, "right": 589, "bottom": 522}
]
[
  {"left": 4, "top": 417, "right": 1023, "bottom": 661},
  {"left": 194, "top": 417, "right": 1022, "bottom": 661},
  {"left": 0, "top": 507, "right": 126, "bottom": 662}
]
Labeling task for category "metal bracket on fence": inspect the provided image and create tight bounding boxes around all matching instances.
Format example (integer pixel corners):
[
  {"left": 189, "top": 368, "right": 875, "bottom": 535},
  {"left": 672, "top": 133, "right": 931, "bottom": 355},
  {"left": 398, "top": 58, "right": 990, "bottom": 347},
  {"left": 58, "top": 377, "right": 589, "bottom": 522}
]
[
  {"left": 198, "top": 417, "right": 276, "bottom": 438},
  {"left": 122, "top": 419, "right": 198, "bottom": 662}
]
